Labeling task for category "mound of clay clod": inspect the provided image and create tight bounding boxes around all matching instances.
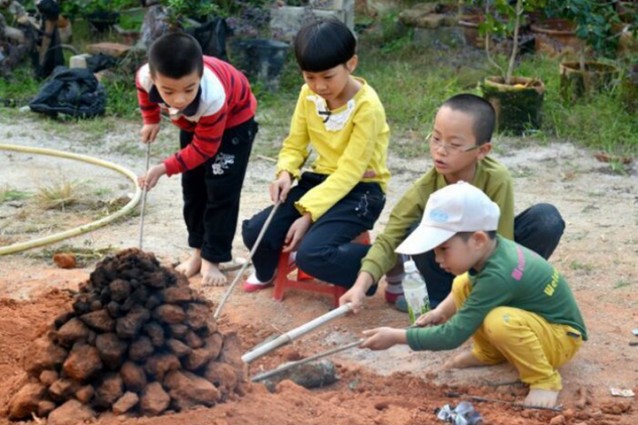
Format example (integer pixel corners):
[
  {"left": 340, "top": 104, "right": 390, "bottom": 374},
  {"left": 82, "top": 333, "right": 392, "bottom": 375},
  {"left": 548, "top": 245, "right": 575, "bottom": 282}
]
[{"left": 7, "top": 248, "right": 246, "bottom": 420}]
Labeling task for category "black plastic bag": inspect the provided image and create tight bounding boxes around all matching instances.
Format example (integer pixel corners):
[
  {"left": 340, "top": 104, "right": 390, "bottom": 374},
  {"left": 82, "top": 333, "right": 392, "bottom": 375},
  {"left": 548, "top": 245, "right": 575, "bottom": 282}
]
[
  {"left": 29, "top": 66, "right": 107, "bottom": 118},
  {"left": 187, "top": 17, "right": 229, "bottom": 60}
]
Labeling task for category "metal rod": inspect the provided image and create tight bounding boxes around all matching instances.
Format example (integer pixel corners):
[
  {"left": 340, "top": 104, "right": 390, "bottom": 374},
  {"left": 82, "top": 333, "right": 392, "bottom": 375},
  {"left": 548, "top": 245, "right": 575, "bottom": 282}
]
[
  {"left": 251, "top": 338, "right": 364, "bottom": 382},
  {"left": 241, "top": 303, "right": 353, "bottom": 364},
  {"left": 138, "top": 142, "right": 151, "bottom": 250},
  {"left": 213, "top": 200, "right": 281, "bottom": 320}
]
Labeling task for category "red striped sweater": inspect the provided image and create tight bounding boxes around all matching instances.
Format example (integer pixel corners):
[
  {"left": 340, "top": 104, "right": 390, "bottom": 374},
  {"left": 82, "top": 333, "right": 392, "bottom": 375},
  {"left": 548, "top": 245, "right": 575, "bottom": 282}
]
[{"left": 136, "top": 56, "right": 257, "bottom": 176}]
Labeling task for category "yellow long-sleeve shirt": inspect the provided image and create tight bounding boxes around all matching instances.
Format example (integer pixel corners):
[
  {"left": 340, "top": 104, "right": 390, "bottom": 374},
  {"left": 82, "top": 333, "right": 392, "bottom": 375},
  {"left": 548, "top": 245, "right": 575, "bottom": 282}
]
[{"left": 276, "top": 78, "right": 391, "bottom": 221}]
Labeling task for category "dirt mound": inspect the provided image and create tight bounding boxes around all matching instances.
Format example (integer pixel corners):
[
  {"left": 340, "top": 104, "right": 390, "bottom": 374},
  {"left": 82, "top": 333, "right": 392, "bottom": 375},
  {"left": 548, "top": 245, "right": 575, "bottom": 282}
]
[{"left": 4, "top": 249, "right": 245, "bottom": 421}]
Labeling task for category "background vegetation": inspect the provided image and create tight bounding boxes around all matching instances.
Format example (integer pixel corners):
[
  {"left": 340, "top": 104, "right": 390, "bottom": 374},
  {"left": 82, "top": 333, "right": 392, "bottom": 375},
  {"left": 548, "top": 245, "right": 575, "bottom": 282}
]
[{"left": 0, "top": 1, "right": 636, "bottom": 160}]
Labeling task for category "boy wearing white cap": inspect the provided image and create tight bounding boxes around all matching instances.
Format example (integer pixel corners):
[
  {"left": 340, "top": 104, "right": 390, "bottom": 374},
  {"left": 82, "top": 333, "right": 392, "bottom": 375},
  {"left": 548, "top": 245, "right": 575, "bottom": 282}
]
[{"left": 360, "top": 182, "right": 587, "bottom": 409}]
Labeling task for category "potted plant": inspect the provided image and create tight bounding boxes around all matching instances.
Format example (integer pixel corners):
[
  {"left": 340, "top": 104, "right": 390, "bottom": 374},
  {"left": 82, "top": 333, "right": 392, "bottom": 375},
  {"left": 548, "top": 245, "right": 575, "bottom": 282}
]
[
  {"left": 478, "top": 0, "right": 546, "bottom": 135},
  {"left": 225, "top": 1, "right": 290, "bottom": 91},
  {"left": 551, "top": 0, "right": 622, "bottom": 102}
]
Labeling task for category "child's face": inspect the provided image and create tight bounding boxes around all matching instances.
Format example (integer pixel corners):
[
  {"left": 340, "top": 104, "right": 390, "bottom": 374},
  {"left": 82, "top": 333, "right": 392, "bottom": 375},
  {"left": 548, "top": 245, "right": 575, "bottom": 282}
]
[
  {"left": 433, "top": 233, "right": 488, "bottom": 275},
  {"left": 429, "top": 106, "right": 490, "bottom": 183},
  {"left": 152, "top": 70, "right": 201, "bottom": 111},
  {"left": 301, "top": 56, "right": 357, "bottom": 106}
]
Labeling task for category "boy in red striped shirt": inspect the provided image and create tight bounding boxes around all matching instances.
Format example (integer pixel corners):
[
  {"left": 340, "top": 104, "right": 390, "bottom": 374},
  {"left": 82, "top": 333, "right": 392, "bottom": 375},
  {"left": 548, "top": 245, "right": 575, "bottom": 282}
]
[{"left": 136, "top": 32, "right": 257, "bottom": 286}]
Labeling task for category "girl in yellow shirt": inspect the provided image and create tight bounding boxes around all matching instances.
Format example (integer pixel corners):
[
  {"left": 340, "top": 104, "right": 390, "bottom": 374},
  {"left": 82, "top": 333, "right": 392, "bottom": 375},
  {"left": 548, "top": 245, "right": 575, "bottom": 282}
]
[{"left": 242, "top": 18, "right": 390, "bottom": 292}]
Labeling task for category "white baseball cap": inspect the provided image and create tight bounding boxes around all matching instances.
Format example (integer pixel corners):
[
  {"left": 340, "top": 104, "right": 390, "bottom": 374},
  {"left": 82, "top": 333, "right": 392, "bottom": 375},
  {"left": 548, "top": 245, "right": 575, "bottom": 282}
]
[{"left": 396, "top": 181, "right": 500, "bottom": 255}]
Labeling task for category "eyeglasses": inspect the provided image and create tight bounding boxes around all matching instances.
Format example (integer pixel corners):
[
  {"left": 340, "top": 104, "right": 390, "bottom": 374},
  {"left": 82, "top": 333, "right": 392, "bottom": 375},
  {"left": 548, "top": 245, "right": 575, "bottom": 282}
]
[{"left": 427, "top": 133, "right": 480, "bottom": 154}]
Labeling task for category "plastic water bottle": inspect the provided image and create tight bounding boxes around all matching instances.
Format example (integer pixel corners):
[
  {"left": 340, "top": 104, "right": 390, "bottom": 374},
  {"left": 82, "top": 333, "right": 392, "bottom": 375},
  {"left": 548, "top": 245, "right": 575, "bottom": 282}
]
[{"left": 402, "top": 260, "right": 431, "bottom": 323}]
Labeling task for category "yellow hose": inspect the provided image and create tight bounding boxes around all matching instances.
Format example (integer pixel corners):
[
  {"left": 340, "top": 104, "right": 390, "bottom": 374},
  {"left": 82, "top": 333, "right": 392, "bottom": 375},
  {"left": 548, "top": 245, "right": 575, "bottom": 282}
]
[{"left": 0, "top": 143, "right": 142, "bottom": 255}]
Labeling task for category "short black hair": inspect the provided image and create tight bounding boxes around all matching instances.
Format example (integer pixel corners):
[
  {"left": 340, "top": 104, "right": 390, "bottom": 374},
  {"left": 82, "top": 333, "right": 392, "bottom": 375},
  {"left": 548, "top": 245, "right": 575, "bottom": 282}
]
[
  {"left": 148, "top": 32, "right": 203, "bottom": 79},
  {"left": 441, "top": 94, "right": 495, "bottom": 145},
  {"left": 294, "top": 19, "right": 356, "bottom": 72}
]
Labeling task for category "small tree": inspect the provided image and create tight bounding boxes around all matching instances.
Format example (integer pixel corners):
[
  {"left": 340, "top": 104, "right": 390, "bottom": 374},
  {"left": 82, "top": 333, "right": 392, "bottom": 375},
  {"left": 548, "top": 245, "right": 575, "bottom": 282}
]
[
  {"left": 545, "top": 0, "right": 621, "bottom": 60},
  {"left": 479, "top": 0, "right": 546, "bottom": 85}
]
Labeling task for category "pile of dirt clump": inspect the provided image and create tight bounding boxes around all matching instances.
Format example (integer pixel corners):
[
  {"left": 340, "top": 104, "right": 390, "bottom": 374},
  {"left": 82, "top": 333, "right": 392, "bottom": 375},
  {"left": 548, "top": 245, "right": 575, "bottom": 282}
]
[{"left": 6, "top": 249, "right": 246, "bottom": 421}]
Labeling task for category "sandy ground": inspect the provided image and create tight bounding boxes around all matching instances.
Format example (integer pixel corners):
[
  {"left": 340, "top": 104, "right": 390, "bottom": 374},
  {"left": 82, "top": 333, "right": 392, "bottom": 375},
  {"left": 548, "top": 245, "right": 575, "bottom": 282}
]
[{"left": 0, "top": 113, "right": 637, "bottom": 424}]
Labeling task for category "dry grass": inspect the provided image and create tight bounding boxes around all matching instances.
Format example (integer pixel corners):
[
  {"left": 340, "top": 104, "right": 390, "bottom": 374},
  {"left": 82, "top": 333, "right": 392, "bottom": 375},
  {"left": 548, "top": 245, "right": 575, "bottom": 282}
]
[{"left": 34, "top": 178, "right": 83, "bottom": 210}]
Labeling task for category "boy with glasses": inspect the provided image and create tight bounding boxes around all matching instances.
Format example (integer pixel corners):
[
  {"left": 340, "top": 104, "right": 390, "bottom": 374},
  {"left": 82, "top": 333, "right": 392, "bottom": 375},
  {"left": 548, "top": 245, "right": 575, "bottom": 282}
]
[{"left": 340, "top": 94, "right": 564, "bottom": 313}]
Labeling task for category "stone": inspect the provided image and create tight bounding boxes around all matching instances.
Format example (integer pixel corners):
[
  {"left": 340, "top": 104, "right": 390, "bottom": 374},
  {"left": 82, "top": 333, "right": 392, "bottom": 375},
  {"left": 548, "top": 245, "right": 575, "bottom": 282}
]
[
  {"left": 120, "top": 361, "right": 147, "bottom": 392},
  {"left": 95, "top": 332, "right": 128, "bottom": 369},
  {"left": 8, "top": 382, "right": 46, "bottom": 419},
  {"left": 94, "top": 373, "right": 124, "bottom": 409},
  {"left": 87, "top": 42, "right": 131, "bottom": 58},
  {"left": 37, "top": 400, "right": 56, "bottom": 417},
  {"left": 48, "top": 378, "right": 75, "bottom": 401},
  {"left": 116, "top": 305, "right": 151, "bottom": 339},
  {"left": 109, "top": 279, "right": 132, "bottom": 302},
  {"left": 112, "top": 391, "right": 139, "bottom": 415},
  {"left": 47, "top": 399, "right": 95, "bottom": 425},
  {"left": 183, "top": 330, "right": 203, "bottom": 348},
  {"left": 166, "top": 338, "right": 192, "bottom": 357},
  {"left": 129, "top": 336, "right": 154, "bottom": 361},
  {"left": 80, "top": 309, "right": 115, "bottom": 332},
  {"left": 23, "top": 337, "right": 67, "bottom": 376},
  {"left": 145, "top": 353, "right": 180, "bottom": 381},
  {"left": 69, "top": 53, "right": 91, "bottom": 69},
  {"left": 63, "top": 343, "right": 103, "bottom": 382},
  {"left": 140, "top": 382, "right": 170, "bottom": 416},
  {"left": 75, "top": 385, "right": 94, "bottom": 404},
  {"left": 204, "top": 361, "right": 239, "bottom": 398},
  {"left": 55, "top": 317, "right": 90, "bottom": 346},
  {"left": 164, "top": 370, "right": 220, "bottom": 409},
  {"left": 162, "top": 286, "right": 193, "bottom": 303},
  {"left": 153, "top": 304, "right": 186, "bottom": 324},
  {"left": 185, "top": 302, "right": 209, "bottom": 330},
  {"left": 144, "top": 321, "right": 165, "bottom": 347},
  {"left": 39, "top": 369, "right": 58, "bottom": 386}
]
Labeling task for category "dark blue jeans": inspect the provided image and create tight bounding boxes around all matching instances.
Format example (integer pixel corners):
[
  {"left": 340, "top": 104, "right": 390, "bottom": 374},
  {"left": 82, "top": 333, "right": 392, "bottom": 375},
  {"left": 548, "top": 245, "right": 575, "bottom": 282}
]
[
  {"left": 242, "top": 172, "right": 385, "bottom": 289},
  {"left": 412, "top": 203, "right": 565, "bottom": 307},
  {"left": 180, "top": 118, "right": 257, "bottom": 263}
]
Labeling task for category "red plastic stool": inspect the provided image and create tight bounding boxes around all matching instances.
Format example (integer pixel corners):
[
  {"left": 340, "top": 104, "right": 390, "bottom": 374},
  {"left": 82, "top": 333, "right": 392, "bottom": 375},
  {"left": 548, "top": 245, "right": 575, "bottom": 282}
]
[{"left": 272, "top": 231, "right": 371, "bottom": 307}]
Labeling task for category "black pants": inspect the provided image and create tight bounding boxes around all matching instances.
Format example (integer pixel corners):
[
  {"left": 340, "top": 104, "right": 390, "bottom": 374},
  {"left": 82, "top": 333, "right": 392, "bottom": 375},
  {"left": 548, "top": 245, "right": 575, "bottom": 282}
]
[
  {"left": 242, "top": 172, "right": 385, "bottom": 289},
  {"left": 180, "top": 118, "right": 257, "bottom": 263}
]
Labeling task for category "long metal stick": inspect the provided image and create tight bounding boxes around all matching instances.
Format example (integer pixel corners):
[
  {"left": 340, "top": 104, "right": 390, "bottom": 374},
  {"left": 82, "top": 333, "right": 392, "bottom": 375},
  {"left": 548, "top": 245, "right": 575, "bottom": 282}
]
[
  {"left": 251, "top": 338, "right": 364, "bottom": 382},
  {"left": 241, "top": 303, "right": 353, "bottom": 364},
  {"left": 138, "top": 143, "right": 151, "bottom": 250},
  {"left": 213, "top": 200, "right": 281, "bottom": 320}
]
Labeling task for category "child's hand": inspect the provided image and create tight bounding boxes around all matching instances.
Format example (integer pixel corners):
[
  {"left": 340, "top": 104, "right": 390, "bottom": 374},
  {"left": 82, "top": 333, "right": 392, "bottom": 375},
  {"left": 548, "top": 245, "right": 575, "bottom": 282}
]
[
  {"left": 360, "top": 327, "right": 407, "bottom": 350},
  {"left": 282, "top": 213, "right": 312, "bottom": 253},
  {"left": 415, "top": 309, "right": 447, "bottom": 327},
  {"left": 138, "top": 164, "right": 167, "bottom": 191},
  {"left": 339, "top": 286, "right": 367, "bottom": 314},
  {"left": 140, "top": 123, "right": 160, "bottom": 144},
  {"left": 339, "top": 272, "right": 374, "bottom": 314},
  {"left": 270, "top": 171, "right": 292, "bottom": 203}
]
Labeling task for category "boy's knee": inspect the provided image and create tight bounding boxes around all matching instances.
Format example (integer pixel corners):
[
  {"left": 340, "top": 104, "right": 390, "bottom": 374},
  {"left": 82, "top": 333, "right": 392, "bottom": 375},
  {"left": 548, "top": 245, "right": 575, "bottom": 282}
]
[
  {"left": 528, "top": 203, "right": 565, "bottom": 234},
  {"left": 483, "top": 307, "right": 517, "bottom": 344},
  {"left": 451, "top": 273, "right": 472, "bottom": 308}
]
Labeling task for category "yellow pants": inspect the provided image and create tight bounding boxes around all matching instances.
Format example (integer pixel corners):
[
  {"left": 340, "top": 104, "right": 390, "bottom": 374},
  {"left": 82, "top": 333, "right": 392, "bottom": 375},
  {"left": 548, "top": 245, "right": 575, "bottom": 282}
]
[{"left": 452, "top": 274, "right": 583, "bottom": 390}]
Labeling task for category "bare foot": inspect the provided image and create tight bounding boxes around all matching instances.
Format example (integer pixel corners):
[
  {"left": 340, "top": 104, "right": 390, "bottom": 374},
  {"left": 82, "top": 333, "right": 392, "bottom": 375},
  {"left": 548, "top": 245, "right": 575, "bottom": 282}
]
[
  {"left": 443, "top": 351, "right": 486, "bottom": 370},
  {"left": 524, "top": 389, "right": 559, "bottom": 408},
  {"left": 175, "top": 249, "right": 202, "bottom": 278},
  {"left": 201, "top": 259, "right": 227, "bottom": 286}
]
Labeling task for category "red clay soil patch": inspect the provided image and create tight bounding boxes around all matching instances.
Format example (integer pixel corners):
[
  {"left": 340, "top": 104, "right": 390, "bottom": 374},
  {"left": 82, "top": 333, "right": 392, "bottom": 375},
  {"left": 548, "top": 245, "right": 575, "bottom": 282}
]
[{"left": 0, "top": 260, "right": 635, "bottom": 425}]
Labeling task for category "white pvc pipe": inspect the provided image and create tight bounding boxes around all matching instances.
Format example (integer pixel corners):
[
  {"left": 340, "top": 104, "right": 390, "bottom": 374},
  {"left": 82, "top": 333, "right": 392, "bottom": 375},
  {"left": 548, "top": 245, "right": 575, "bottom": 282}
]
[
  {"left": 0, "top": 143, "right": 142, "bottom": 255},
  {"left": 241, "top": 303, "right": 352, "bottom": 364}
]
